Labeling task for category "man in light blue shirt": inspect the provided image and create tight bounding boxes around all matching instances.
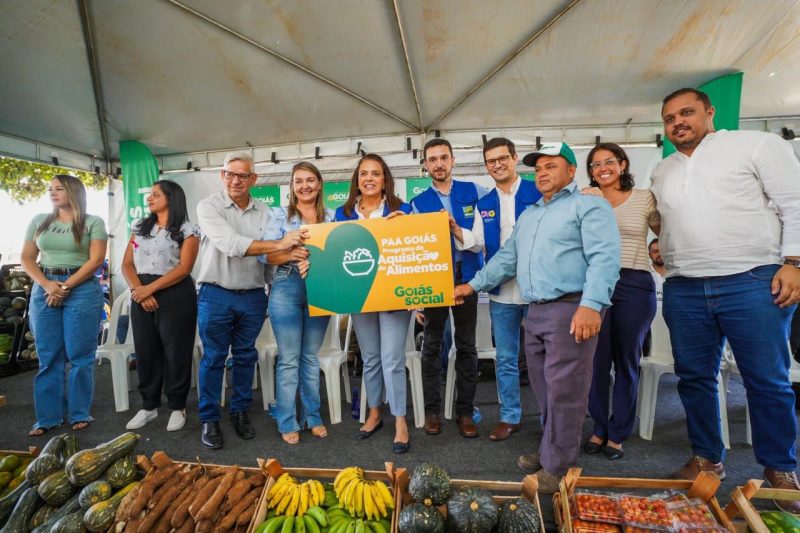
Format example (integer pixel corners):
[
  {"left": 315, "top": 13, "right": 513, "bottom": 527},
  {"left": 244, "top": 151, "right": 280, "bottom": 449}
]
[{"left": 455, "top": 142, "right": 620, "bottom": 492}]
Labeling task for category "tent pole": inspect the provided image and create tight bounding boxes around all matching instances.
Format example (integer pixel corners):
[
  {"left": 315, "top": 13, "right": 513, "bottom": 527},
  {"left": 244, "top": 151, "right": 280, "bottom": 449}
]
[
  {"left": 165, "top": 0, "right": 418, "bottom": 132},
  {"left": 426, "top": 0, "right": 582, "bottom": 131},
  {"left": 77, "top": 0, "right": 112, "bottom": 172},
  {"left": 391, "top": 0, "right": 423, "bottom": 131}
]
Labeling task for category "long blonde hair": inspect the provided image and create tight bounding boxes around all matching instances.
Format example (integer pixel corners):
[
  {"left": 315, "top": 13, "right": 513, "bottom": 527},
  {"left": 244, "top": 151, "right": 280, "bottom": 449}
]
[
  {"left": 287, "top": 162, "right": 326, "bottom": 223},
  {"left": 36, "top": 175, "right": 88, "bottom": 244}
]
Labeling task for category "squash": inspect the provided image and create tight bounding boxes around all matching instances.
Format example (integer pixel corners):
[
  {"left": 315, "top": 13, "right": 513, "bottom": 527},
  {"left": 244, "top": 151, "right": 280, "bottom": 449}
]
[
  {"left": 497, "top": 498, "right": 541, "bottom": 533},
  {"left": 0, "top": 455, "right": 21, "bottom": 473},
  {"left": 408, "top": 463, "right": 451, "bottom": 506},
  {"left": 78, "top": 480, "right": 112, "bottom": 510},
  {"left": 105, "top": 454, "right": 136, "bottom": 489},
  {"left": 29, "top": 503, "right": 59, "bottom": 529},
  {"left": 398, "top": 503, "right": 445, "bottom": 533},
  {"left": 446, "top": 487, "right": 498, "bottom": 533},
  {"left": 1, "top": 485, "right": 43, "bottom": 533},
  {"left": 83, "top": 481, "right": 138, "bottom": 532},
  {"left": 50, "top": 510, "right": 87, "bottom": 533},
  {"left": 65, "top": 433, "right": 139, "bottom": 487},
  {"left": 62, "top": 435, "right": 80, "bottom": 459},
  {"left": 30, "top": 493, "right": 81, "bottom": 533},
  {"left": 26, "top": 435, "right": 66, "bottom": 484},
  {"left": 0, "top": 479, "right": 31, "bottom": 526},
  {"left": 38, "top": 469, "right": 77, "bottom": 506}
]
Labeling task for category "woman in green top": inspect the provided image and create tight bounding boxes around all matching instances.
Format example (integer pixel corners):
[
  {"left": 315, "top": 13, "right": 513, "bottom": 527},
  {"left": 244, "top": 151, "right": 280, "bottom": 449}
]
[{"left": 21, "top": 175, "right": 107, "bottom": 435}]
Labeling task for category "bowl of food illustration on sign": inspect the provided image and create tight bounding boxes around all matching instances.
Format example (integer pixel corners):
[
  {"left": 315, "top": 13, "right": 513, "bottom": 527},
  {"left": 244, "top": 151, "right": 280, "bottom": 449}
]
[{"left": 343, "top": 248, "right": 376, "bottom": 276}]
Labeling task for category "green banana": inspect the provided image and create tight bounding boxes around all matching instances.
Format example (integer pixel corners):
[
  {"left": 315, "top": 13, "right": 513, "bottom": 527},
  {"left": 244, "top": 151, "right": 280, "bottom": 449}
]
[
  {"left": 296, "top": 515, "right": 307, "bottom": 533},
  {"left": 366, "top": 521, "right": 387, "bottom": 533},
  {"left": 281, "top": 515, "right": 295, "bottom": 533},
  {"left": 304, "top": 514, "right": 321, "bottom": 533},
  {"left": 263, "top": 516, "right": 287, "bottom": 533},
  {"left": 307, "top": 506, "right": 329, "bottom": 527},
  {"left": 354, "top": 519, "right": 365, "bottom": 533}
]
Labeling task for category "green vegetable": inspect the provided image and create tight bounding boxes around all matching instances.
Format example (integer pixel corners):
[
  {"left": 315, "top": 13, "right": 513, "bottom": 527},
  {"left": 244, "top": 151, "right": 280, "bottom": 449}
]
[
  {"left": 446, "top": 487, "right": 498, "bottom": 533},
  {"left": 408, "top": 463, "right": 451, "bottom": 506}
]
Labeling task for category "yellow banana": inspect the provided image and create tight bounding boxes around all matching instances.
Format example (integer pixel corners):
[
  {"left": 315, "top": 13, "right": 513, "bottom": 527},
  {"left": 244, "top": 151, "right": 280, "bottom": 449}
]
[
  {"left": 354, "top": 481, "right": 364, "bottom": 517},
  {"left": 269, "top": 480, "right": 293, "bottom": 509},
  {"left": 309, "top": 480, "right": 320, "bottom": 507},
  {"left": 334, "top": 469, "right": 358, "bottom": 497},
  {"left": 298, "top": 481, "right": 310, "bottom": 516},
  {"left": 286, "top": 485, "right": 301, "bottom": 516},
  {"left": 275, "top": 484, "right": 296, "bottom": 515},
  {"left": 362, "top": 481, "right": 374, "bottom": 520},
  {"left": 313, "top": 480, "right": 325, "bottom": 506},
  {"left": 268, "top": 473, "right": 291, "bottom": 499},
  {"left": 342, "top": 478, "right": 359, "bottom": 515},
  {"left": 372, "top": 481, "right": 394, "bottom": 511},
  {"left": 370, "top": 482, "right": 386, "bottom": 518}
]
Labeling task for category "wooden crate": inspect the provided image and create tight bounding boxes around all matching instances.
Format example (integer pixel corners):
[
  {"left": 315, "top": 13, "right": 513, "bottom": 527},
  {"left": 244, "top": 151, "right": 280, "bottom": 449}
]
[
  {"left": 725, "top": 479, "right": 800, "bottom": 533},
  {"left": 250, "top": 458, "right": 401, "bottom": 533},
  {"left": 0, "top": 446, "right": 39, "bottom": 459},
  {"left": 553, "top": 468, "right": 735, "bottom": 532},
  {"left": 393, "top": 468, "right": 545, "bottom": 533}
]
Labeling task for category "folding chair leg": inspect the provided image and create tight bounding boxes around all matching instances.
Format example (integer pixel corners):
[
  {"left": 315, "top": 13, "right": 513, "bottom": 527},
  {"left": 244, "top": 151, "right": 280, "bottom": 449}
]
[
  {"left": 342, "top": 361, "right": 352, "bottom": 404},
  {"left": 109, "top": 351, "right": 130, "bottom": 412},
  {"left": 325, "top": 370, "right": 342, "bottom": 424}
]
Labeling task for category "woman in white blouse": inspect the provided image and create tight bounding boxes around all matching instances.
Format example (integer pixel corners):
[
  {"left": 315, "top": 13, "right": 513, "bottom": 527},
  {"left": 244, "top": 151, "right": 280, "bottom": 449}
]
[{"left": 121, "top": 180, "right": 200, "bottom": 432}]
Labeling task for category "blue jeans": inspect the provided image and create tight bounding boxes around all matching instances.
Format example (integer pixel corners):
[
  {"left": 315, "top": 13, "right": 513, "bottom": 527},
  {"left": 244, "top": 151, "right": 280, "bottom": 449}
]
[
  {"left": 663, "top": 264, "right": 797, "bottom": 470},
  {"left": 489, "top": 301, "right": 527, "bottom": 424},
  {"left": 197, "top": 284, "right": 268, "bottom": 422},
  {"left": 268, "top": 265, "right": 329, "bottom": 433},
  {"left": 28, "top": 275, "right": 103, "bottom": 429}
]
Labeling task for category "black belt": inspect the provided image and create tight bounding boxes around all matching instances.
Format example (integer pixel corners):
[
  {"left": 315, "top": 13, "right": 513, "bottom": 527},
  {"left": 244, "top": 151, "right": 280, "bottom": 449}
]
[
  {"left": 205, "top": 283, "right": 261, "bottom": 295},
  {"left": 534, "top": 292, "right": 583, "bottom": 305},
  {"left": 41, "top": 266, "right": 80, "bottom": 276}
]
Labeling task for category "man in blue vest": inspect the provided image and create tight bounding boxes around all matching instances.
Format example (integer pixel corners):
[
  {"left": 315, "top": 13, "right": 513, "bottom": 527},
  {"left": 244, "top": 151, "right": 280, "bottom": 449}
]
[
  {"left": 471, "top": 137, "right": 542, "bottom": 441},
  {"left": 411, "top": 138, "right": 489, "bottom": 438}
]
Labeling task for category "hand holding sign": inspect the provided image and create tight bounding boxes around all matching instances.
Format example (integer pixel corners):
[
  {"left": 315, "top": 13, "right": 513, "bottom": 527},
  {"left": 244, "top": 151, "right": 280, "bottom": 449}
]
[
  {"left": 280, "top": 228, "right": 309, "bottom": 251},
  {"left": 453, "top": 283, "right": 475, "bottom": 305}
]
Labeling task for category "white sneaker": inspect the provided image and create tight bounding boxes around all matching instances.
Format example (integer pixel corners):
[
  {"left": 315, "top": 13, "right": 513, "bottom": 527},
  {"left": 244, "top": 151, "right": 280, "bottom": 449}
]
[
  {"left": 167, "top": 410, "right": 186, "bottom": 432},
  {"left": 126, "top": 409, "right": 157, "bottom": 430}
]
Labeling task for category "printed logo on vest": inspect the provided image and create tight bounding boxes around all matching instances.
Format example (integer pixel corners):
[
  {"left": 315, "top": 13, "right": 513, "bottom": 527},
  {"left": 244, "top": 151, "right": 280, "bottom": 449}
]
[
  {"left": 480, "top": 210, "right": 496, "bottom": 219},
  {"left": 462, "top": 205, "right": 474, "bottom": 218}
]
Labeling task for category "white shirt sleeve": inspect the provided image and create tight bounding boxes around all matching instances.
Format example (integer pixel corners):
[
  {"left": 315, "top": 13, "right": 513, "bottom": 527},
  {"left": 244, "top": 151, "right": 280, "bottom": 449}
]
[
  {"left": 751, "top": 134, "right": 800, "bottom": 257},
  {"left": 196, "top": 199, "right": 254, "bottom": 258},
  {"left": 456, "top": 212, "right": 485, "bottom": 252}
]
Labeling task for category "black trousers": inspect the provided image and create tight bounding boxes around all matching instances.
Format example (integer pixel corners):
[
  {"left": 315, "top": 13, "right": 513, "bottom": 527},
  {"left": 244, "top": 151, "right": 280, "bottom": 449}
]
[
  {"left": 421, "top": 268, "right": 478, "bottom": 417},
  {"left": 130, "top": 275, "right": 197, "bottom": 410}
]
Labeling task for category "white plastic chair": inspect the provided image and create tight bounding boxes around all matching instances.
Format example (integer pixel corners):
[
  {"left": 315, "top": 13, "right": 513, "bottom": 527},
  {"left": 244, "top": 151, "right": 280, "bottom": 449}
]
[
  {"left": 721, "top": 340, "right": 798, "bottom": 446},
  {"left": 444, "top": 304, "right": 497, "bottom": 420},
  {"left": 96, "top": 289, "right": 135, "bottom": 412},
  {"left": 358, "top": 314, "right": 425, "bottom": 428},
  {"left": 192, "top": 326, "right": 259, "bottom": 408},
  {"left": 638, "top": 309, "right": 729, "bottom": 448},
  {"left": 317, "top": 314, "right": 351, "bottom": 424},
  {"left": 256, "top": 319, "right": 278, "bottom": 410}
]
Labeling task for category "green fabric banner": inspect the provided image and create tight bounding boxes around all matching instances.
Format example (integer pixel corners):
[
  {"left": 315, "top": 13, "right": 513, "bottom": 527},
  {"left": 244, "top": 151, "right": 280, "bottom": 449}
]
[
  {"left": 520, "top": 172, "right": 536, "bottom": 182},
  {"left": 119, "top": 140, "right": 159, "bottom": 227},
  {"left": 323, "top": 181, "right": 351, "bottom": 209},
  {"left": 251, "top": 185, "right": 281, "bottom": 207},
  {"left": 406, "top": 177, "right": 431, "bottom": 201},
  {"left": 662, "top": 72, "right": 744, "bottom": 157}
]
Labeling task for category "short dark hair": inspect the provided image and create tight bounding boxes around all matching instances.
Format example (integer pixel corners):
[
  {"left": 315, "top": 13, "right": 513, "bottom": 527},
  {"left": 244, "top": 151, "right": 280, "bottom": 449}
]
[
  {"left": 586, "top": 142, "right": 635, "bottom": 191},
  {"left": 648, "top": 237, "right": 659, "bottom": 251},
  {"left": 482, "top": 137, "right": 516, "bottom": 160},
  {"left": 662, "top": 88, "right": 712, "bottom": 111},
  {"left": 423, "top": 138, "right": 453, "bottom": 160}
]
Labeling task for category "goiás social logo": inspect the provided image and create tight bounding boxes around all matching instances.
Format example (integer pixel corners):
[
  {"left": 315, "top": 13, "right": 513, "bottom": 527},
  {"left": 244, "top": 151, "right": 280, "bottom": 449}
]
[{"left": 394, "top": 284, "right": 445, "bottom": 305}]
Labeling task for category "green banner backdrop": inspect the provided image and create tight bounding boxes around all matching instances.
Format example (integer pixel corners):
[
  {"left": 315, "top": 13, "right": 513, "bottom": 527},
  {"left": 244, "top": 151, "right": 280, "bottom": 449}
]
[
  {"left": 323, "top": 181, "right": 351, "bottom": 209},
  {"left": 251, "top": 185, "right": 281, "bottom": 207},
  {"left": 119, "top": 140, "right": 160, "bottom": 228},
  {"left": 662, "top": 72, "right": 744, "bottom": 157},
  {"left": 406, "top": 177, "right": 431, "bottom": 201}
]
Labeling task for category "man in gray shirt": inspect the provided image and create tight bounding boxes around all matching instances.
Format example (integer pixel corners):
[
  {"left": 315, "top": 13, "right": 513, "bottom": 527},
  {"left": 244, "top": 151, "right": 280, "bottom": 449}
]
[{"left": 196, "top": 151, "right": 305, "bottom": 449}]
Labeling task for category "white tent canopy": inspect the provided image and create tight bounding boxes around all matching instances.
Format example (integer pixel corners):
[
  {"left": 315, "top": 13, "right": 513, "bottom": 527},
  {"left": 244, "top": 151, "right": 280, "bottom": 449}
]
[{"left": 1, "top": 0, "right": 799, "bottom": 173}]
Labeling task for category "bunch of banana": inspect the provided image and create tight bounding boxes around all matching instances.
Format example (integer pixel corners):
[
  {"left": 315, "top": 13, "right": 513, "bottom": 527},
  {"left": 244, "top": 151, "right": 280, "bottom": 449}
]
[
  {"left": 268, "top": 473, "right": 327, "bottom": 517},
  {"left": 326, "top": 515, "right": 391, "bottom": 533},
  {"left": 332, "top": 467, "right": 394, "bottom": 520},
  {"left": 256, "top": 506, "right": 328, "bottom": 533}
]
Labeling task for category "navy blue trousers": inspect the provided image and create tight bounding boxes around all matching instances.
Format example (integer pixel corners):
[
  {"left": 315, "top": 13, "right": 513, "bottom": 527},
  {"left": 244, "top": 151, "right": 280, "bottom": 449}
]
[{"left": 588, "top": 268, "right": 656, "bottom": 443}]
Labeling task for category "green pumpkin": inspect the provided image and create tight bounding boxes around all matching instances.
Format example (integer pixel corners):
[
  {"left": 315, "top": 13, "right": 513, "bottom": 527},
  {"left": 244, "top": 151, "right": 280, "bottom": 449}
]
[
  {"left": 78, "top": 480, "right": 113, "bottom": 510},
  {"left": 50, "top": 510, "right": 87, "bottom": 533},
  {"left": 498, "top": 498, "right": 541, "bottom": 533},
  {"left": 105, "top": 453, "right": 137, "bottom": 488},
  {"left": 398, "top": 503, "right": 445, "bottom": 533},
  {"left": 38, "top": 469, "right": 77, "bottom": 506},
  {"left": 446, "top": 487, "right": 498, "bottom": 533},
  {"left": 408, "top": 463, "right": 451, "bottom": 506}
]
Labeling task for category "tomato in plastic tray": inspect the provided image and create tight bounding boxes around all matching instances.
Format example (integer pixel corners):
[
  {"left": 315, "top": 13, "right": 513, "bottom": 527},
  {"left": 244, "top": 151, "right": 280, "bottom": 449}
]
[
  {"left": 649, "top": 490, "right": 689, "bottom": 504},
  {"left": 572, "top": 491, "right": 624, "bottom": 524},
  {"left": 618, "top": 495, "right": 673, "bottom": 529},
  {"left": 572, "top": 519, "right": 622, "bottom": 533},
  {"left": 676, "top": 528, "right": 729, "bottom": 533},
  {"left": 667, "top": 498, "right": 718, "bottom": 528}
]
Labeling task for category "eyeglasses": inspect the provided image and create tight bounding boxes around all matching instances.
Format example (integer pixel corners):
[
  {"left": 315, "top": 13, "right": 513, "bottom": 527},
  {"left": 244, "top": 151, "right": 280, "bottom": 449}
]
[
  {"left": 485, "top": 154, "right": 512, "bottom": 167},
  {"left": 223, "top": 170, "right": 254, "bottom": 182},
  {"left": 588, "top": 158, "right": 620, "bottom": 170}
]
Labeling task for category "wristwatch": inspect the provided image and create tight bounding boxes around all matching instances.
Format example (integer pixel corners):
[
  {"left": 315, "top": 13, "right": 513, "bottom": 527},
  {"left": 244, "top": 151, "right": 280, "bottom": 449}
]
[
  {"left": 60, "top": 284, "right": 70, "bottom": 291},
  {"left": 783, "top": 258, "right": 800, "bottom": 268}
]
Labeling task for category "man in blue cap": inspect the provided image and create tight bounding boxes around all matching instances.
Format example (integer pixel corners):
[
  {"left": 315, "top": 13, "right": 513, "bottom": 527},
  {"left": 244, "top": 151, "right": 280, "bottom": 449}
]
[{"left": 455, "top": 142, "right": 620, "bottom": 492}]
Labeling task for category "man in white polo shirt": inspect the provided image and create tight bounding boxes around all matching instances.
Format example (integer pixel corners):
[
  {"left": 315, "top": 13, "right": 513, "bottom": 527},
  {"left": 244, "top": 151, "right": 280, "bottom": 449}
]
[{"left": 651, "top": 88, "right": 800, "bottom": 509}]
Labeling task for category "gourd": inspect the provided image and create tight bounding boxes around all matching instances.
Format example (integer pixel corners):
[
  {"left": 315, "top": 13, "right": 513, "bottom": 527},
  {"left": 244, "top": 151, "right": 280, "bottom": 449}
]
[
  {"left": 1, "top": 485, "right": 43, "bottom": 533},
  {"left": 398, "top": 502, "right": 445, "bottom": 533},
  {"left": 30, "top": 493, "right": 81, "bottom": 533},
  {"left": 49, "top": 510, "right": 87, "bottom": 533},
  {"left": 83, "top": 481, "right": 138, "bottom": 532},
  {"left": 0, "top": 479, "right": 31, "bottom": 526},
  {"left": 62, "top": 435, "right": 80, "bottom": 459},
  {"left": 78, "top": 480, "right": 113, "bottom": 510},
  {"left": 408, "top": 463, "right": 451, "bottom": 506},
  {"left": 446, "top": 487, "right": 498, "bottom": 533},
  {"left": 65, "top": 433, "right": 138, "bottom": 486},
  {"left": 497, "top": 498, "right": 541, "bottom": 533},
  {"left": 28, "top": 504, "right": 59, "bottom": 529},
  {"left": 38, "top": 469, "right": 77, "bottom": 506},
  {"left": 105, "top": 454, "right": 137, "bottom": 489},
  {"left": 26, "top": 435, "right": 66, "bottom": 484}
]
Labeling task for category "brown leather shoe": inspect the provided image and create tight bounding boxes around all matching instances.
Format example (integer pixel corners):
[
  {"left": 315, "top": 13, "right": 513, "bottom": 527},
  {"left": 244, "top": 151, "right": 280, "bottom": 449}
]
[
  {"left": 532, "top": 468, "right": 562, "bottom": 493},
  {"left": 424, "top": 414, "right": 442, "bottom": 435},
  {"left": 671, "top": 456, "right": 726, "bottom": 480},
  {"left": 764, "top": 468, "right": 800, "bottom": 513},
  {"left": 456, "top": 416, "right": 478, "bottom": 438},
  {"left": 489, "top": 422, "right": 521, "bottom": 441},
  {"left": 516, "top": 453, "right": 541, "bottom": 471}
]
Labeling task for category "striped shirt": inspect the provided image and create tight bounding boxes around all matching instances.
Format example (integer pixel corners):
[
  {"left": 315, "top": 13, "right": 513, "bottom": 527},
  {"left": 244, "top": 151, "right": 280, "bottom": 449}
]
[{"left": 614, "top": 188, "right": 660, "bottom": 272}]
